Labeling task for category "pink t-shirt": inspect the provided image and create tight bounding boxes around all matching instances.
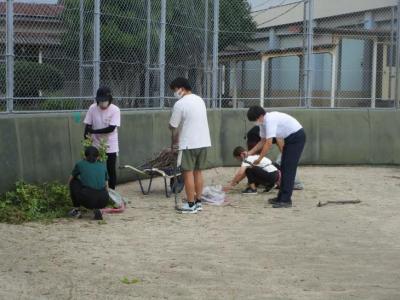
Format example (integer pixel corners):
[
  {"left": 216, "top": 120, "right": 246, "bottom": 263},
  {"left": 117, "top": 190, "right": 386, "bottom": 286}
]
[{"left": 84, "top": 103, "right": 121, "bottom": 153}]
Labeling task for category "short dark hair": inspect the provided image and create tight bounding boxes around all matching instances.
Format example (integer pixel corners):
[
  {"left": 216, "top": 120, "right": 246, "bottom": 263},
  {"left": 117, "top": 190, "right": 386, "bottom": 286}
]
[
  {"left": 169, "top": 77, "right": 192, "bottom": 91},
  {"left": 85, "top": 146, "right": 99, "bottom": 163},
  {"left": 247, "top": 106, "right": 266, "bottom": 121},
  {"left": 96, "top": 86, "right": 113, "bottom": 103},
  {"left": 233, "top": 146, "right": 246, "bottom": 157}
]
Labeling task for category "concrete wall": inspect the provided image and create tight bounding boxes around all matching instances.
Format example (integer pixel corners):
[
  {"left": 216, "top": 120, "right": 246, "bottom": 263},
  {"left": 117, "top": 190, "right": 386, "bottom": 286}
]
[{"left": 1, "top": 109, "right": 400, "bottom": 194}]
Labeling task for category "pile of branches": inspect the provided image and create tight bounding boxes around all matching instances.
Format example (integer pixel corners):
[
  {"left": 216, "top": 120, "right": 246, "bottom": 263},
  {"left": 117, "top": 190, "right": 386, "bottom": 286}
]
[{"left": 141, "top": 148, "right": 178, "bottom": 169}]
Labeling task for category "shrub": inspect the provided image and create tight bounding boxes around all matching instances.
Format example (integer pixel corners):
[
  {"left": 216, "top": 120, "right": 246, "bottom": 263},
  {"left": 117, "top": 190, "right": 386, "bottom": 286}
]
[
  {"left": 0, "top": 181, "right": 71, "bottom": 224},
  {"left": 0, "top": 61, "right": 63, "bottom": 97},
  {"left": 82, "top": 136, "right": 108, "bottom": 163}
]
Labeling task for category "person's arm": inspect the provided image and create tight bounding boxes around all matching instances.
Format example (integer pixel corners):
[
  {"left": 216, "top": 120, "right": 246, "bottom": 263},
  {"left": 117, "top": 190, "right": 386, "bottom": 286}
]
[
  {"left": 248, "top": 139, "right": 265, "bottom": 156},
  {"left": 224, "top": 166, "right": 247, "bottom": 191},
  {"left": 84, "top": 124, "right": 92, "bottom": 139},
  {"left": 83, "top": 106, "right": 93, "bottom": 139},
  {"left": 169, "top": 104, "right": 182, "bottom": 150},
  {"left": 276, "top": 138, "right": 285, "bottom": 153},
  {"left": 254, "top": 138, "right": 273, "bottom": 165},
  {"left": 254, "top": 116, "right": 277, "bottom": 164},
  {"left": 169, "top": 124, "right": 179, "bottom": 150},
  {"left": 90, "top": 125, "right": 116, "bottom": 134},
  {"left": 69, "top": 163, "right": 80, "bottom": 184}
]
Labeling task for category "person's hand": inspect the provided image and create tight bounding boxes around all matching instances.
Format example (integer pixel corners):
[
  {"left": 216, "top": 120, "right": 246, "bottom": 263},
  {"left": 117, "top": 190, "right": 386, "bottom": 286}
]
[
  {"left": 253, "top": 158, "right": 262, "bottom": 166},
  {"left": 223, "top": 185, "right": 232, "bottom": 192},
  {"left": 171, "top": 144, "right": 179, "bottom": 153},
  {"left": 243, "top": 151, "right": 249, "bottom": 158}
]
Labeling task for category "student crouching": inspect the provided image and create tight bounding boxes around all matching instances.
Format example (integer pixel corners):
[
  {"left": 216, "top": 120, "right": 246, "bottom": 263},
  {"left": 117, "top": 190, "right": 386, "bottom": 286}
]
[
  {"left": 68, "top": 146, "right": 109, "bottom": 220},
  {"left": 224, "top": 146, "right": 279, "bottom": 194}
]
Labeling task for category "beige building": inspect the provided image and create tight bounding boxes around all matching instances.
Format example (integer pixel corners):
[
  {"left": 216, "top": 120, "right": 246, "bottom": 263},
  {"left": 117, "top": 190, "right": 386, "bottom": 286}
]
[{"left": 220, "top": 0, "right": 398, "bottom": 107}]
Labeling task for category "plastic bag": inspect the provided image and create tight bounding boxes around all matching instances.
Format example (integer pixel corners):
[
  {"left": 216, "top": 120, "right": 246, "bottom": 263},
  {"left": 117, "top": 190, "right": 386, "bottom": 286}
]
[
  {"left": 201, "top": 185, "right": 226, "bottom": 205},
  {"left": 101, "top": 189, "right": 126, "bottom": 214}
]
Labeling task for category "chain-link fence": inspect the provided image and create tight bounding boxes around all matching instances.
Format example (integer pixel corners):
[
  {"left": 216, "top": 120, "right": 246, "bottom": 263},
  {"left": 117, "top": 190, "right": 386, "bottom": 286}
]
[
  {"left": 0, "top": 0, "right": 6, "bottom": 111},
  {"left": 1, "top": 0, "right": 399, "bottom": 112}
]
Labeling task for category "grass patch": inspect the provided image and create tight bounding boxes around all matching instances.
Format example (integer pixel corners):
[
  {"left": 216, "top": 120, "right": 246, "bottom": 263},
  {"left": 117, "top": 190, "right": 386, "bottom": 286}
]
[{"left": 0, "top": 181, "right": 71, "bottom": 224}]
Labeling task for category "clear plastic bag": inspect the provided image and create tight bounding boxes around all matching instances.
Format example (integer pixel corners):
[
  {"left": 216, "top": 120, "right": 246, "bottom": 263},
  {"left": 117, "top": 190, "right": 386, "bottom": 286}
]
[
  {"left": 108, "top": 189, "right": 125, "bottom": 207},
  {"left": 201, "top": 185, "right": 226, "bottom": 205}
]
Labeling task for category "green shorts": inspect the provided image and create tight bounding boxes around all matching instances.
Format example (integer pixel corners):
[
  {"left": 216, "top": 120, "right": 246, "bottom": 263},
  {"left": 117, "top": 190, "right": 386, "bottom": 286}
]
[{"left": 180, "top": 148, "right": 208, "bottom": 171}]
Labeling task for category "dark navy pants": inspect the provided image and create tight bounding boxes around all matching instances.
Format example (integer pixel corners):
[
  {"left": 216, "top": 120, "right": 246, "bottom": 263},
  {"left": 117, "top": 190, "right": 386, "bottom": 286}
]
[{"left": 277, "top": 129, "right": 306, "bottom": 203}]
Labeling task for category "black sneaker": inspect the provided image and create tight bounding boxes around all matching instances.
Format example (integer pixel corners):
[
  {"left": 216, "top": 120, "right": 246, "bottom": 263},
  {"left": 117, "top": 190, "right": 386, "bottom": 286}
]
[
  {"left": 93, "top": 209, "right": 103, "bottom": 220},
  {"left": 263, "top": 186, "right": 274, "bottom": 193},
  {"left": 268, "top": 197, "right": 279, "bottom": 204},
  {"left": 68, "top": 208, "right": 81, "bottom": 219},
  {"left": 272, "top": 201, "right": 292, "bottom": 208},
  {"left": 241, "top": 187, "right": 258, "bottom": 195}
]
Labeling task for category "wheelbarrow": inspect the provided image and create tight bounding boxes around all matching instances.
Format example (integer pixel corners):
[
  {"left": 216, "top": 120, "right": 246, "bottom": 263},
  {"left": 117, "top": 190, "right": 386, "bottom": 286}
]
[{"left": 120, "top": 164, "right": 184, "bottom": 198}]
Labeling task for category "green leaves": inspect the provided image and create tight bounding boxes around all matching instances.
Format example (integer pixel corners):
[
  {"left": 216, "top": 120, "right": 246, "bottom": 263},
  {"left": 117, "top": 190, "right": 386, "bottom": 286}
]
[
  {"left": 0, "top": 182, "right": 71, "bottom": 224},
  {"left": 121, "top": 277, "right": 141, "bottom": 285},
  {"left": 81, "top": 136, "right": 108, "bottom": 163},
  {"left": 0, "top": 62, "right": 64, "bottom": 97}
]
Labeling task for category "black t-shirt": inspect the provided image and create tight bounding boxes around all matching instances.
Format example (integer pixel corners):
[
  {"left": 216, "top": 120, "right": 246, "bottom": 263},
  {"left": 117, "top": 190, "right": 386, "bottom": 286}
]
[{"left": 246, "top": 126, "right": 277, "bottom": 147}]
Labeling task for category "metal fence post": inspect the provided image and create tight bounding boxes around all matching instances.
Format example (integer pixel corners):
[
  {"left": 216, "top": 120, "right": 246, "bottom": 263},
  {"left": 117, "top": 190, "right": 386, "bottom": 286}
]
[
  {"left": 145, "top": 0, "right": 151, "bottom": 108},
  {"left": 93, "top": 0, "right": 101, "bottom": 98},
  {"left": 371, "top": 39, "right": 378, "bottom": 108},
  {"left": 301, "top": 1, "right": 307, "bottom": 107},
  {"left": 305, "top": 0, "right": 314, "bottom": 108},
  {"left": 211, "top": 0, "right": 220, "bottom": 108},
  {"left": 79, "top": 0, "right": 84, "bottom": 98},
  {"left": 159, "top": 0, "right": 166, "bottom": 108},
  {"left": 396, "top": 0, "right": 400, "bottom": 109},
  {"left": 203, "top": 0, "right": 209, "bottom": 105},
  {"left": 6, "top": 0, "right": 14, "bottom": 113},
  {"left": 389, "top": 6, "right": 395, "bottom": 103}
]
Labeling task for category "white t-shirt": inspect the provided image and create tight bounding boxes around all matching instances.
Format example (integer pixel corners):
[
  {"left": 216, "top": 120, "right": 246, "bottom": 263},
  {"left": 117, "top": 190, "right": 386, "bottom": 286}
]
[
  {"left": 169, "top": 94, "right": 212, "bottom": 150},
  {"left": 259, "top": 112, "right": 302, "bottom": 139},
  {"left": 84, "top": 103, "right": 121, "bottom": 153},
  {"left": 242, "top": 155, "right": 278, "bottom": 173}
]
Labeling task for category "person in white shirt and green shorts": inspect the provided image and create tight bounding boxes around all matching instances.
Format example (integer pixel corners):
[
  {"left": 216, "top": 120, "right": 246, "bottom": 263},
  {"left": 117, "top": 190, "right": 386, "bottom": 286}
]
[{"left": 169, "top": 78, "right": 212, "bottom": 214}]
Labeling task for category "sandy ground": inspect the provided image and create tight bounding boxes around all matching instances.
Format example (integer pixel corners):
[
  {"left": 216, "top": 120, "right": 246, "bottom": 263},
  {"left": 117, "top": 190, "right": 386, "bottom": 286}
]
[{"left": 1, "top": 166, "right": 400, "bottom": 300}]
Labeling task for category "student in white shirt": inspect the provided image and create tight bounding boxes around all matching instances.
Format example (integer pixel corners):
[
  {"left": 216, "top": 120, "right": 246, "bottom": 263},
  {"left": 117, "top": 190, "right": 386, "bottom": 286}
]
[
  {"left": 247, "top": 106, "right": 306, "bottom": 208},
  {"left": 224, "top": 146, "right": 279, "bottom": 194},
  {"left": 246, "top": 125, "right": 304, "bottom": 190},
  {"left": 169, "top": 78, "right": 212, "bottom": 214}
]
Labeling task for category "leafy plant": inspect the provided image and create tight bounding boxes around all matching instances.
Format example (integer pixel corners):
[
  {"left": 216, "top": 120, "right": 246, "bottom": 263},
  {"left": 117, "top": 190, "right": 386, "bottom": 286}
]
[
  {"left": 81, "top": 136, "right": 108, "bottom": 162},
  {"left": 0, "top": 181, "right": 71, "bottom": 224},
  {"left": 121, "top": 277, "right": 141, "bottom": 285}
]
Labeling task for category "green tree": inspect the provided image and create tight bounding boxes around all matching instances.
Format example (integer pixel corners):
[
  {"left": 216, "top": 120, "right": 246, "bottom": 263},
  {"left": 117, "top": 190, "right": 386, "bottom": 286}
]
[
  {"left": 61, "top": 0, "right": 256, "bottom": 95},
  {"left": 219, "top": 0, "right": 257, "bottom": 51},
  {"left": 0, "top": 61, "right": 63, "bottom": 97}
]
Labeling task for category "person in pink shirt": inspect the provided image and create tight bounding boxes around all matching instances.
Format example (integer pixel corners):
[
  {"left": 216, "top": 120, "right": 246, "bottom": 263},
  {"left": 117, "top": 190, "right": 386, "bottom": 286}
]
[{"left": 83, "top": 87, "right": 121, "bottom": 190}]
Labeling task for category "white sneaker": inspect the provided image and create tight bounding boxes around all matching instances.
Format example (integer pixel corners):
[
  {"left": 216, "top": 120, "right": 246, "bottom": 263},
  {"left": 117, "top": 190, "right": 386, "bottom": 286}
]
[
  {"left": 195, "top": 201, "right": 203, "bottom": 211},
  {"left": 179, "top": 202, "right": 198, "bottom": 214}
]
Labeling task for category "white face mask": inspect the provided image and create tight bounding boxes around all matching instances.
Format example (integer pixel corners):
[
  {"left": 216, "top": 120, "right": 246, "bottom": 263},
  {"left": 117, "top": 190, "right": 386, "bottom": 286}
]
[
  {"left": 99, "top": 101, "right": 109, "bottom": 109},
  {"left": 174, "top": 89, "right": 183, "bottom": 99}
]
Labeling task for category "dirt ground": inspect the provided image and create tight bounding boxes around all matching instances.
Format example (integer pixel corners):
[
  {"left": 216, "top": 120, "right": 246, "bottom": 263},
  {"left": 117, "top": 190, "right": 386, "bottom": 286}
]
[{"left": 1, "top": 166, "right": 400, "bottom": 300}]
